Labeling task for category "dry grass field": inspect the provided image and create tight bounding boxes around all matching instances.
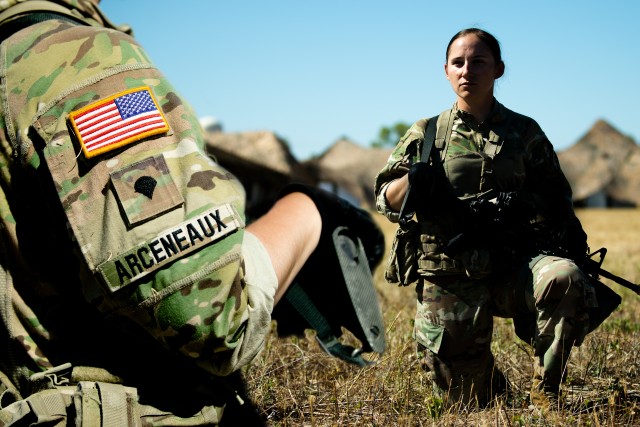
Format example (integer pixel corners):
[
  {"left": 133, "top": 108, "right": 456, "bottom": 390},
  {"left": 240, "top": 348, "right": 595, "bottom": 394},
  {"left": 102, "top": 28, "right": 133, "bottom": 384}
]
[{"left": 244, "top": 208, "right": 640, "bottom": 426}]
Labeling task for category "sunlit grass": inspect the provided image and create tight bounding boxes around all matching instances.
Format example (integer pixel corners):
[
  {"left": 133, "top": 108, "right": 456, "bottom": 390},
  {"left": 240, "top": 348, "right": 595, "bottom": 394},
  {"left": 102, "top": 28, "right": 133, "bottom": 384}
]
[{"left": 245, "top": 208, "right": 640, "bottom": 426}]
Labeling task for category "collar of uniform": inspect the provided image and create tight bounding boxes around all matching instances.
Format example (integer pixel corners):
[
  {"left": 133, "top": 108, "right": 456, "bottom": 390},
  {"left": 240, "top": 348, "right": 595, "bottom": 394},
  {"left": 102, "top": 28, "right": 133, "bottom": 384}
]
[
  {"left": 452, "top": 98, "right": 507, "bottom": 128},
  {"left": 452, "top": 103, "right": 474, "bottom": 128}
]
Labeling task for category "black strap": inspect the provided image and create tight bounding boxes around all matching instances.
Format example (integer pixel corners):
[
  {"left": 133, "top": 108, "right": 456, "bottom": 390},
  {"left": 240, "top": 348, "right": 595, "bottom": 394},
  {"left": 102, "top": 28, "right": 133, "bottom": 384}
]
[
  {"left": 398, "top": 115, "right": 439, "bottom": 224},
  {"left": 284, "top": 283, "right": 373, "bottom": 366},
  {"left": 0, "top": 12, "right": 83, "bottom": 42}
]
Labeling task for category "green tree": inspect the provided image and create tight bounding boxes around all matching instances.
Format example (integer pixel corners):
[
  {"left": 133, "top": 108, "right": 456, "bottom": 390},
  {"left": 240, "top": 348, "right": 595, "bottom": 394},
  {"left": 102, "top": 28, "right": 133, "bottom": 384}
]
[{"left": 371, "top": 122, "right": 410, "bottom": 148}]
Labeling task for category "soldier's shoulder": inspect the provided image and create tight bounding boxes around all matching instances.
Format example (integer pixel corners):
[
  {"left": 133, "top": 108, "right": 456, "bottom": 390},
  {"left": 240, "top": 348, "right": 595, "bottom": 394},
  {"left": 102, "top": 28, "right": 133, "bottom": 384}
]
[
  {"left": 402, "top": 117, "right": 433, "bottom": 141},
  {"left": 502, "top": 106, "right": 544, "bottom": 135},
  {"left": 502, "top": 105, "right": 531, "bottom": 123}
]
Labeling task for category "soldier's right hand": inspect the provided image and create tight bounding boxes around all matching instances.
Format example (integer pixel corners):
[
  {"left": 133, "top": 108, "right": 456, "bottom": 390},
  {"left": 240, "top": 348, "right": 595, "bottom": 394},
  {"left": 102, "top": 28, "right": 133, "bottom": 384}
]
[
  {"left": 407, "top": 161, "right": 451, "bottom": 208},
  {"left": 408, "top": 162, "right": 435, "bottom": 195}
]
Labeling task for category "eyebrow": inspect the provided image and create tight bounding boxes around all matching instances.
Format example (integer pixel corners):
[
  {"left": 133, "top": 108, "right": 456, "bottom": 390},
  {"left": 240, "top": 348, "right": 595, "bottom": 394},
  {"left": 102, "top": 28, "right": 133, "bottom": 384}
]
[{"left": 449, "top": 53, "right": 490, "bottom": 62}]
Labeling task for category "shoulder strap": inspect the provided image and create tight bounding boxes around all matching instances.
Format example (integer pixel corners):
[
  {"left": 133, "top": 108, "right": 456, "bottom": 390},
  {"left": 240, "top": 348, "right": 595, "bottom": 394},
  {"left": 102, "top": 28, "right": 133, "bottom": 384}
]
[
  {"left": 484, "top": 112, "right": 513, "bottom": 158},
  {"left": 0, "top": 1, "right": 88, "bottom": 42},
  {"left": 435, "top": 108, "right": 454, "bottom": 151},
  {"left": 0, "top": 0, "right": 131, "bottom": 42},
  {"left": 398, "top": 115, "right": 438, "bottom": 223},
  {"left": 420, "top": 115, "right": 439, "bottom": 163},
  {"left": 0, "top": 1, "right": 85, "bottom": 25}
]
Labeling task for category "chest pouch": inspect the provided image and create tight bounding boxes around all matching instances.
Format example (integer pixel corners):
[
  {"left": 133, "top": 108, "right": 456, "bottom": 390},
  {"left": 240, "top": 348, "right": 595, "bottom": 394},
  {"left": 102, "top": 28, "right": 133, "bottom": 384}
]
[{"left": 421, "top": 123, "right": 507, "bottom": 278}]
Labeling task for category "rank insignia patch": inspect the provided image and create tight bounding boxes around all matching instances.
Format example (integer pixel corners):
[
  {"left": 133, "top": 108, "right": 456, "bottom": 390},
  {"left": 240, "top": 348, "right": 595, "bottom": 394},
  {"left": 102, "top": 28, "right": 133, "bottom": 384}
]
[
  {"left": 68, "top": 86, "right": 169, "bottom": 158},
  {"left": 110, "top": 155, "right": 184, "bottom": 227}
]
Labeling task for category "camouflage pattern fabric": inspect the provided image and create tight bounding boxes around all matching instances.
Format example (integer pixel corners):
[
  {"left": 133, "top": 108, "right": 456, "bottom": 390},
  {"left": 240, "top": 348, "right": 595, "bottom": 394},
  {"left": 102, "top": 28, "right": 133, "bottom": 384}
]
[
  {"left": 375, "top": 100, "right": 593, "bottom": 405},
  {"left": 414, "top": 274, "right": 501, "bottom": 406},
  {"left": 414, "top": 255, "right": 595, "bottom": 406},
  {"left": 0, "top": 0, "right": 106, "bottom": 23},
  {"left": 375, "top": 101, "right": 577, "bottom": 226},
  {"left": 0, "top": 0, "right": 101, "bottom": 10},
  {"left": 529, "top": 256, "right": 596, "bottom": 397},
  {"left": 0, "top": 1, "right": 267, "bottom": 423},
  {"left": 0, "top": 380, "right": 225, "bottom": 426}
]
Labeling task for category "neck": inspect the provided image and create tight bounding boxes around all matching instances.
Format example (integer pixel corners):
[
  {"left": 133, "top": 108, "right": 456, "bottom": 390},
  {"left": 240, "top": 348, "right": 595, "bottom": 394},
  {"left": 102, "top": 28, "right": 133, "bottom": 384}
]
[{"left": 457, "top": 96, "right": 494, "bottom": 123}]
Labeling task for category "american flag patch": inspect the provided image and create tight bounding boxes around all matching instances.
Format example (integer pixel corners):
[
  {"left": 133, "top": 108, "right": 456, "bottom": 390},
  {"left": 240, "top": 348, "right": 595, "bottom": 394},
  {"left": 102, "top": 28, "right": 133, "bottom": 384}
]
[{"left": 69, "top": 86, "right": 169, "bottom": 158}]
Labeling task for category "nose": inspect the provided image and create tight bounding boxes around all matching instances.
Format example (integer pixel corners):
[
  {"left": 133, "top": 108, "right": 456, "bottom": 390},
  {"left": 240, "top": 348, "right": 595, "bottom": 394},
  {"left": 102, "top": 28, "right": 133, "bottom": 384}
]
[{"left": 460, "top": 61, "right": 472, "bottom": 77}]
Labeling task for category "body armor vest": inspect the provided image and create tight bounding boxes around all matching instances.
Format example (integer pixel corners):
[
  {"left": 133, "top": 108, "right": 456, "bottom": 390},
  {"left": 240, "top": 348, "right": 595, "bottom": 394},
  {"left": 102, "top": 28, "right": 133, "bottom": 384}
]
[{"left": 417, "top": 108, "right": 523, "bottom": 278}]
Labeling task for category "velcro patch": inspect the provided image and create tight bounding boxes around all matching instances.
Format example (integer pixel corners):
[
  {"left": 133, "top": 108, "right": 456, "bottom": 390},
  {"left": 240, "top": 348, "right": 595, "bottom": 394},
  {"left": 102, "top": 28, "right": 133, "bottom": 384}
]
[
  {"left": 68, "top": 86, "right": 169, "bottom": 159},
  {"left": 97, "top": 204, "right": 244, "bottom": 293},
  {"left": 110, "top": 155, "right": 184, "bottom": 227}
]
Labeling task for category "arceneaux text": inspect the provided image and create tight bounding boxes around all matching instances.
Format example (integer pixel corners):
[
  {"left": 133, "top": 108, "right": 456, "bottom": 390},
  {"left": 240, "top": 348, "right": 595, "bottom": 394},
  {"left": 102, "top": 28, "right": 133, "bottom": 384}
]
[{"left": 97, "top": 203, "right": 243, "bottom": 292}]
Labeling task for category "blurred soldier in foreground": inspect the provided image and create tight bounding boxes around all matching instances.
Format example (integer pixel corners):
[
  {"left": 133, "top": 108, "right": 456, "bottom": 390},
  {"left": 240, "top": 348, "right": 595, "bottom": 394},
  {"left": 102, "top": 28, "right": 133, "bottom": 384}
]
[{"left": 0, "top": 0, "right": 384, "bottom": 425}]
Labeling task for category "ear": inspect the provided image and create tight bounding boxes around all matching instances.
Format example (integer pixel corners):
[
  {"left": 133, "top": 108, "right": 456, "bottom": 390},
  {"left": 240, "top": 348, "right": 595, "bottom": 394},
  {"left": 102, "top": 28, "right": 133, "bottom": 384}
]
[
  {"left": 495, "top": 61, "right": 505, "bottom": 79},
  {"left": 444, "top": 63, "right": 450, "bottom": 81}
]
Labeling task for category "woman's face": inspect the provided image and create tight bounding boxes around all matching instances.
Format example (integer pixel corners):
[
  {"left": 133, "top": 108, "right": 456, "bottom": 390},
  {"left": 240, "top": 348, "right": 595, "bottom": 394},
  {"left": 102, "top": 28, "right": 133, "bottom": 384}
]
[{"left": 445, "top": 34, "right": 504, "bottom": 109}]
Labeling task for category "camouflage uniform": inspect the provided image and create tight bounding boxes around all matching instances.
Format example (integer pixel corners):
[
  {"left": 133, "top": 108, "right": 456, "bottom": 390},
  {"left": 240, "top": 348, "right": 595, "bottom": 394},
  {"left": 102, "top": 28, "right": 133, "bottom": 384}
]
[
  {"left": 375, "top": 101, "right": 597, "bottom": 406},
  {"left": 0, "top": 0, "right": 277, "bottom": 424}
]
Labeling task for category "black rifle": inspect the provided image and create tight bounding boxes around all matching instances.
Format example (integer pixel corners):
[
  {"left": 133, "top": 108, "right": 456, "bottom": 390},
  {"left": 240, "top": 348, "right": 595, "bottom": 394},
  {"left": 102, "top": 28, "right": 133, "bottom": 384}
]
[
  {"left": 442, "top": 192, "right": 637, "bottom": 286},
  {"left": 581, "top": 247, "right": 640, "bottom": 295},
  {"left": 440, "top": 191, "right": 636, "bottom": 332}
]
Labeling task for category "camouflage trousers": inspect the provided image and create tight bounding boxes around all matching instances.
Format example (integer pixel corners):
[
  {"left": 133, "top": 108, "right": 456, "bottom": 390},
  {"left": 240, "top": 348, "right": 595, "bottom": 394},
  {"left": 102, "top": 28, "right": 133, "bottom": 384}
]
[{"left": 414, "top": 255, "right": 597, "bottom": 406}]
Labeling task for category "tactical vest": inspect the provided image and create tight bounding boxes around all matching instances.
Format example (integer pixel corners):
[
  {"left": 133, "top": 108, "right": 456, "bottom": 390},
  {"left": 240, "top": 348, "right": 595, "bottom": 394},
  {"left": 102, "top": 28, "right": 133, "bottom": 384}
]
[
  {"left": 416, "top": 107, "right": 522, "bottom": 278},
  {"left": 0, "top": 2, "right": 249, "bottom": 424}
]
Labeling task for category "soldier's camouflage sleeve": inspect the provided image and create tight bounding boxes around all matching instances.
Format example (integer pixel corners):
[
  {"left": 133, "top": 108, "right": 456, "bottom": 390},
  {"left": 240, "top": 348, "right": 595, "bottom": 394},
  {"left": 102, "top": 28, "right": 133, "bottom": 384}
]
[
  {"left": 518, "top": 116, "right": 577, "bottom": 221},
  {"left": 518, "top": 115, "right": 589, "bottom": 255},
  {"left": 0, "top": 9, "right": 267, "bottom": 385},
  {"left": 374, "top": 118, "right": 427, "bottom": 223}
]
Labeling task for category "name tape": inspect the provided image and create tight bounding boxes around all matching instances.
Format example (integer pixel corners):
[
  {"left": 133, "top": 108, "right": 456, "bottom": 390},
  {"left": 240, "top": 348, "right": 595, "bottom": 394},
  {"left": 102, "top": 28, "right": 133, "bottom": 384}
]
[{"left": 98, "top": 203, "right": 243, "bottom": 292}]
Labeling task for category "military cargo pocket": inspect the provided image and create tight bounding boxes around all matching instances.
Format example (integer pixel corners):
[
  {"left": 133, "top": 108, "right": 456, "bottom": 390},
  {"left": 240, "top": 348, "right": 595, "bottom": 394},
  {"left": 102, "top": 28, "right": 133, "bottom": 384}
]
[
  {"left": 414, "top": 319, "right": 445, "bottom": 355},
  {"left": 418, "top": 239, "right": 464, "bottom": 275},
  {"left": 413, "top": 300, "right": 445, "bottom": 354},
  {"left": 0, "top": 382, "right": 224, "bottom": 426}
]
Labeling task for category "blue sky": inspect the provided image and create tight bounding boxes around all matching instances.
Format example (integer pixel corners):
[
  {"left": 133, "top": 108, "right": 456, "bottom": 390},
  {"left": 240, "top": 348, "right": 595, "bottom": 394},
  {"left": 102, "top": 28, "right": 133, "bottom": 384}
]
[{"left": 101, "top": 1, "right": 639, "bottom": 160}]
